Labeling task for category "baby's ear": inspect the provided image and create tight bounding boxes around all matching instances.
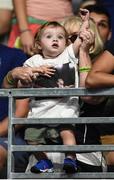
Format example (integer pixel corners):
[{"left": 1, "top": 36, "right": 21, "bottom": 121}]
[
  {"left": 31, "top": 40, "right": 42, "bottom": 55},
  {"left": 35, "top": 40, "right": 42, "bottom": 50}
]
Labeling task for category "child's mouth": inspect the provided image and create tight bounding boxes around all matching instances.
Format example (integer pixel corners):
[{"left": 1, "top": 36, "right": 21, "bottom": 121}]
[{"left": 52, "top": 43, "right": 59, "bottom": 48}]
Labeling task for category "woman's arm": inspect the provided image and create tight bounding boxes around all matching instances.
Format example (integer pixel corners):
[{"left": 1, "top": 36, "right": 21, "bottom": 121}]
[
  {"left": 86, "top": 50, "right": 114, "bottom": 88},
  {"left": 78, "top": 29, "right": 94, "bottom": 87},
  {"left": 73, "top": 8, "right": 90, "bottom": 56},
  {"left": 78, "top": 26, "right": 103, "bottom": 104},
  {"left": 79, "top": 46, "right": 92, "bottom": 87}
]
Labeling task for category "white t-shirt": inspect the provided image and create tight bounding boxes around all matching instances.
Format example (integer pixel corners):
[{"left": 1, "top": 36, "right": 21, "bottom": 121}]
[{"left": 24, "top": 44, "right": 79, "bottom": 118}]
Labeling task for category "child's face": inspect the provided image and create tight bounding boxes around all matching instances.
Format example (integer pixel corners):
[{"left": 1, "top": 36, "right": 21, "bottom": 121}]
[{"left": 39, "top": 26, "right": 67, "bottom": 58}]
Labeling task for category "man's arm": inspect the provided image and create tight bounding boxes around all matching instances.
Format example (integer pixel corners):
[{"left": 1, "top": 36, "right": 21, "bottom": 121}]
[
  {"left": 86, "top": 50, "right": 114, "bottom": 88},
  {"left": 0, "top": 98, "right": 29, "bottom": 137}
]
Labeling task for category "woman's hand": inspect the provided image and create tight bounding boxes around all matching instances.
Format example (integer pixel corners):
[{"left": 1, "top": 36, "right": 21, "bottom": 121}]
[{"left": 79, "top": 30, "right": 95, "bottom": 52}]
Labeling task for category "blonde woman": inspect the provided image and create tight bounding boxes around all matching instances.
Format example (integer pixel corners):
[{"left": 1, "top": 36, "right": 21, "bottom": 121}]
[
  {"left": 62, "top": 15, "right": 104, "bottom": 59},
  {"left": 62, "top": 15, "right": 108, "bottom": 172}
]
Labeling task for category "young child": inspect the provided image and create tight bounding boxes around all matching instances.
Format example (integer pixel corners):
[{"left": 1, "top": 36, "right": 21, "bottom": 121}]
[{"left": 23, "top": 9, "right": 94, "bottom": 174}]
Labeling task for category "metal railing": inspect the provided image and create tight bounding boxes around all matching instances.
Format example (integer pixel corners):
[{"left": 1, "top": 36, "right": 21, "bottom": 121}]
[{"left": 1, "top": 87, "right": 114, "bottom": 179}]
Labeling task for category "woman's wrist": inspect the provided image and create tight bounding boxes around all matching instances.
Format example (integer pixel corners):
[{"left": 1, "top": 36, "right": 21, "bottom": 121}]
[
  {"left": 79, "top": 66, "right": 91, "bottom": 73},
  {"left": 79, "top": 46, "right": 91, "bottom": 71},
  {"left": 79, "top": 45, "right": 89, "bottom": 53}
]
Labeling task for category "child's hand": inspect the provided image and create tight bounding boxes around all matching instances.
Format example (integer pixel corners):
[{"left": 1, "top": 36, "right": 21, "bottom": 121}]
[
  {"left": 18, "top": 66, "right": 55, "bottom": 87},
  {"left": 79, "top": 8, "right": 90, "bottom": 32},
  {"left": 72, "top": 9, "right": 91, "bottom": 56},
  {"left": 32, "top": 65, "right": 55, "bottom": 78},
  {"left": 79, "top": 8, "right": 89, "bottom": 22}
]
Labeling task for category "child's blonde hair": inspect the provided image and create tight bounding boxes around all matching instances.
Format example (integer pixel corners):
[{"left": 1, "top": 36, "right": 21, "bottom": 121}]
[
  {"left": 62, "top": 16, "right": 104, "bottom": 58},
  {"left": 33, "top": 21, "right": 69, "bottom": 55}
]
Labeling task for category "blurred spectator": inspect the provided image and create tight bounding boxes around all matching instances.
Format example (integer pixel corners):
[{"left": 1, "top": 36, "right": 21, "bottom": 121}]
[
  {"left": 99, "top": 0, "right": 114, "bottom": 39},
  {"left": 0, "top": 0, "right": 13, "bottom": 44},
  {"left": 81, "top": 0, "right": 114, "bottom": 39},
  {"left": 8, "top": 0, "right": 74, "bottom": 55},
  {"left": 62, "top": 15, "right": 103, "bottom": 58},
  {"left": 0, "top": 44, "right": 31, "bottom": 178},
  {"left": 85, "top": 5, "right": 112, "bottom": 43}
]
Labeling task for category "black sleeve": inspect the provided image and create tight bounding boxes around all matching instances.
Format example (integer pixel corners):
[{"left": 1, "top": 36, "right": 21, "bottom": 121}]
[{"left": 105, "top": 39, "right": 114, "bottom": 56}]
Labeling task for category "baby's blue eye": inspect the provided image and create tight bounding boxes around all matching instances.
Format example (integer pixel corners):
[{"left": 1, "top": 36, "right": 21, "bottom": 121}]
[
  {"left": 46, "top": 35, "right": 51, "bottom": 38},
  {"left": 58, "top": 36, "right": 65, "bottom": 39}
]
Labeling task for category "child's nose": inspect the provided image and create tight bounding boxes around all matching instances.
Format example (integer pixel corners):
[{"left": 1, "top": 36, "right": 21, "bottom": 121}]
[{"left": 53, "top": 37, "right": 58, "bottom": 41}]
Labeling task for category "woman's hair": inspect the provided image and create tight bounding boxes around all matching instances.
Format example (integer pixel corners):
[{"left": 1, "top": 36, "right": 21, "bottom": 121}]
[
  {"left": 62, "top": 15, "right": 104, "bottom": 59},
  {"left": 32, "top": 21, "right": 68, "bottom": 55}
]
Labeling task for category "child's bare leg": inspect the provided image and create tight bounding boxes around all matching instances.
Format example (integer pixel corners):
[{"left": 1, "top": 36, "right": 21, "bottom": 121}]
[
  {"left": 34, "top": 152, "right": 48, "bottom": 160},
  {"left": 60, "top": 129, "right": 76, "bottom": 159},
  {"left": 27, "top": 140, "right": 48, "bottom": 160}
]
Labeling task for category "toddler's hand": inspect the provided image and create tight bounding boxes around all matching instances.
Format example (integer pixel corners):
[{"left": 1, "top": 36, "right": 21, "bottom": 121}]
[
  {"left": 79, "top": 8, "right": 89, "bottom": 21},
  {"left": 79, "top": 8, "right": 90, "bottom": 32},
  {"left": 33, "top": 65, "right": 55, "bottom": 78}
]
